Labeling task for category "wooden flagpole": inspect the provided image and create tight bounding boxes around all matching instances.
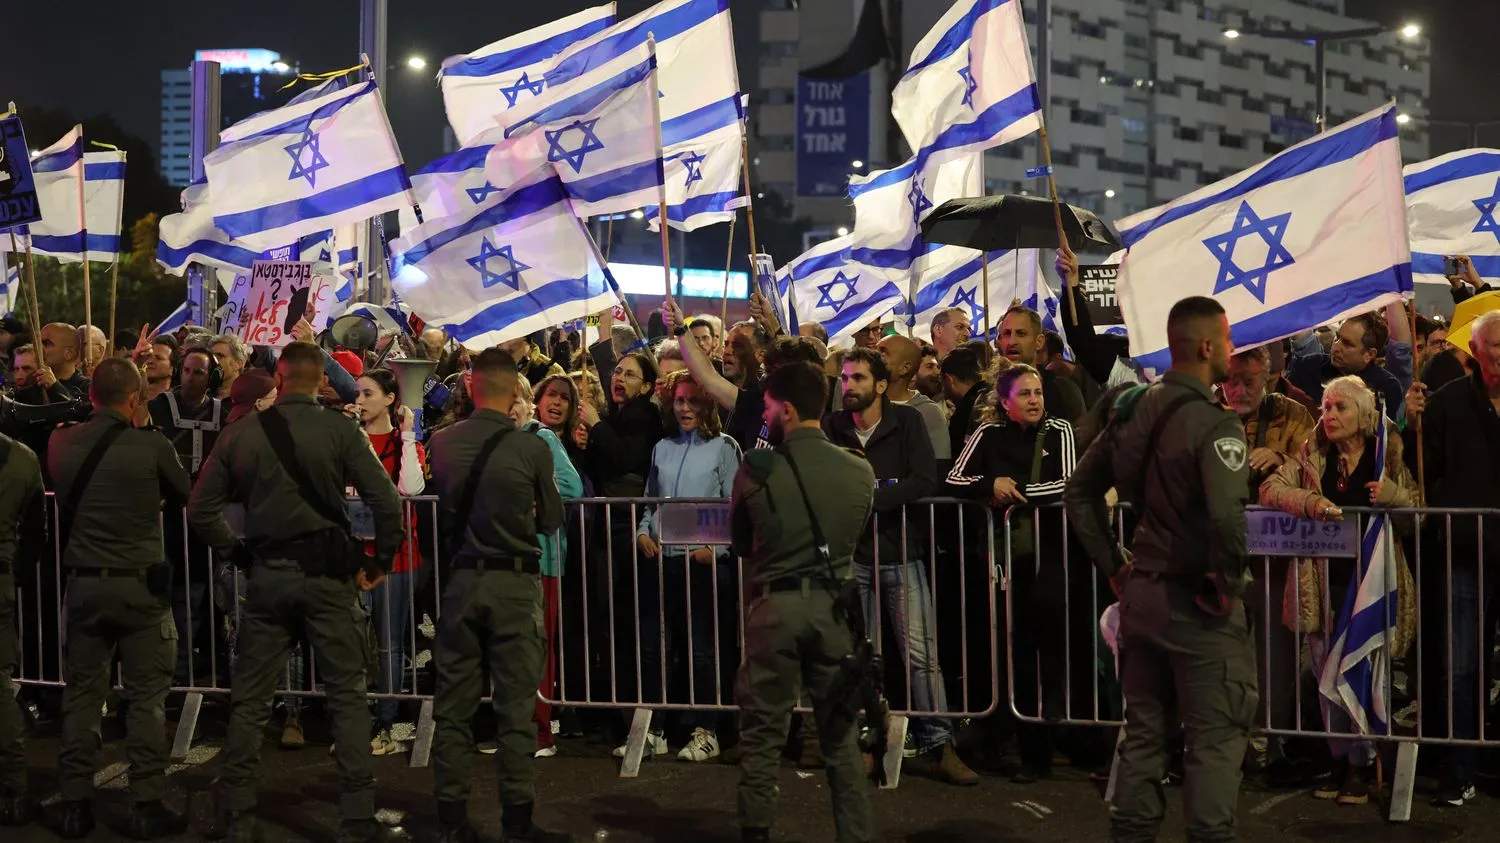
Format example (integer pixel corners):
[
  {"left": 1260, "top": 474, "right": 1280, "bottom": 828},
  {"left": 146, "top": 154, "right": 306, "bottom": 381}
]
[
  {"left": 720, "top": 213, "right": 736, "bottom": 330},
  {"left": 73, "top": 128, "right": 95, "bottom": 374},
  {"left": 981, "top": 251, "right": 992, "bottom": 341},
  {"left": 739, "top": 134, "right": 760, "bottom": 268},
  {"left": 1036, "top": 123, "right": 1076, "bottom": 326}
]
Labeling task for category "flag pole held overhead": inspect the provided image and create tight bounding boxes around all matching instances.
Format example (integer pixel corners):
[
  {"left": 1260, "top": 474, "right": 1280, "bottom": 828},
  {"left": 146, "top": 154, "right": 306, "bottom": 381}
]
[
  {"left": 720, "top": 212, "right": 736, "bottom": 329},
  {"left": 645, "top": 35, "right": 673, "bottom": 303},
  {"left": 1036, "top": 122, "right": 1075, "bottom": 326}
]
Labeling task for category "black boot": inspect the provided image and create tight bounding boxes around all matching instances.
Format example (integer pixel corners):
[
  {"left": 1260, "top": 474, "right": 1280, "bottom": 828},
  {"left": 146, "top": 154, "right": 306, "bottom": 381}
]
[
  {"left": 0, "top": 788, "right": 34, "bottom": 826},
  {"left": 436, "top": 801, "right": 479, "bottom": 843},
  {"left": 126, "top": 800, "right": 189, "bottom": 840},
  {"left": 500, "top": 802, "right": 572, "bottom": 842},
  {"left": 216, "top": 810, "right": 262, "bottom": 843},
  {"left": 742, "top": 829, "right": 771, "bottom": 843},
  {"left": 53, "top": 799, "right": 95, "bottom": 840}
]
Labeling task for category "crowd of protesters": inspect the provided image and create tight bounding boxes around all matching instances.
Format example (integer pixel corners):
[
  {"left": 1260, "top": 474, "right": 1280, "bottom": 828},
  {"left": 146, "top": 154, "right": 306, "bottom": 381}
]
[{"left": 2, "top": 246, "right": 1500, "bottom": 828}]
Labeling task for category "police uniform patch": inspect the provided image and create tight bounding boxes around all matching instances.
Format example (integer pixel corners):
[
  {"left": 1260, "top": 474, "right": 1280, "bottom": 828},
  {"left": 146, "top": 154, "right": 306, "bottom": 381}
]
[{"left": 1214, "top": 437, "right": 1247, "bottom": 471}]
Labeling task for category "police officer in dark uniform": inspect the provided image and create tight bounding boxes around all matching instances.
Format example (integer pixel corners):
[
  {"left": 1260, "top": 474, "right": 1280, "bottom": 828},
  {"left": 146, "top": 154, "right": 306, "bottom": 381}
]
[
  {"left": 189, "top": 341, "right": 403, "bottom": 843},
  {"left": 1064, "top": 296, "right": 1254, "bottom": 843},
  {"left": 732, "top": 362, "right": 877, "bottom": 843},
  {"left": 427, "top": 348, "right": 567, "bottom": 843},
  {"left": 47, "top": 358, "right": 193, "bottom": 839},
  {"left": 0, "top": 423, "right": 45, "bottom": 827}
]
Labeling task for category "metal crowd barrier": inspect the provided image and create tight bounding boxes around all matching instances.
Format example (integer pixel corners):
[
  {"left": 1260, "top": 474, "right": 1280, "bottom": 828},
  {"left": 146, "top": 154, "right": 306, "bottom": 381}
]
[{"left": 1000, "top": 500, "right": 1500, "bottom": 822}]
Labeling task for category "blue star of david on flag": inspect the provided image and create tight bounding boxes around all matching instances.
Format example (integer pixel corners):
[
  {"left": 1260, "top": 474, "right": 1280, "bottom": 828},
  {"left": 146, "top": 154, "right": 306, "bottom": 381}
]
[
  {"left": 500, "top": 72, "right": 546, "bottom": 108},
  {"left": 815, "top": 271, "right": 860, "bottom": 314},
  {"left": 284, "top": 128, "right": 330, "bottom": 188},
  {"left": 1201, "top": 200, "right": 1295, "bottom": 303},
  {"left": 544, "top": 118, "right": 606, "bottom": 174},
  {"left": 467, "top": 238, "right": 529, "bottom": 291},
  {"left": 1473, "top": 177, "right": 1500, "bottom": 243},
  {"left": 950, "top": 285, "right": 984, "bottom": 334},
  {"left": 466, "top": 182, "right": 501, "bottom": 204},
  {"left": 681, "top": 151, "right": 706, "bottom": 187},
  {"left": 908, "top": 181, "right": 933, "bottom": 226},
  {"left": 958, "top": 51, "right": 977, "bottom": 109}
]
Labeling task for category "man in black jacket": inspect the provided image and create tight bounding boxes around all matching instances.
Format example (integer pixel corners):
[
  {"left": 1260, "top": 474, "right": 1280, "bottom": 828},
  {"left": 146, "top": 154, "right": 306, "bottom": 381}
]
[
  {"left": 941, "top": 346, "right": 988, "bottom": 454},
  {"left": 1405, "top": 308, "right": 1500, "bottom": 808},
  {"left": 996, "top": 305, "right": 1086, "bottom": 423},
  {"left": 822, "top": 348, "right": 977, "bottom": 786}
]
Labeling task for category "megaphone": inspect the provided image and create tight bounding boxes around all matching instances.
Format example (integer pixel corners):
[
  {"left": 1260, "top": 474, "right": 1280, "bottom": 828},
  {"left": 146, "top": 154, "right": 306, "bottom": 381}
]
[
  {"left": 329, "top": 313, "right": 380, "bottom": 353},
  {"left": 387, "top": 357, "right": 438, "bottom": 430}
]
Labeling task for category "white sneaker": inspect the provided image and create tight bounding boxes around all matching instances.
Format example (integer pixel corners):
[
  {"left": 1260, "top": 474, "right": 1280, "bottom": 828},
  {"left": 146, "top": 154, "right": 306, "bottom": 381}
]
[
  {"left": 534, "top": 745, "right": 558, "bottom": 758},
  {"left": 676, "top": 728, "right": 720, "bottom": 762},
  {"left": 612, "top": 730, "right": 667, "bottom": 759},
  {"left": 477, "top": 741, "right": 499, "bottom": 755},
  {"left": 371, "top": 728, "right": 406, "bottom": 756}
]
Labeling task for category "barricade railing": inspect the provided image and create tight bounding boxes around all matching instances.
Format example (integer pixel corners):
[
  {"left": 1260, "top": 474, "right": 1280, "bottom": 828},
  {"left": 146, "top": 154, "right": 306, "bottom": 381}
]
[{"left": 1000, "top": 500, "right": 1500, "bottom": 821}]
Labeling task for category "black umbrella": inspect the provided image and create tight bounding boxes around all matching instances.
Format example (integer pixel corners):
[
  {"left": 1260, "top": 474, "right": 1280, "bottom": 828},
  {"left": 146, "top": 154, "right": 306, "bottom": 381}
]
[{"left": 919, "top": 194, "right": 1123, "bottom": 253}]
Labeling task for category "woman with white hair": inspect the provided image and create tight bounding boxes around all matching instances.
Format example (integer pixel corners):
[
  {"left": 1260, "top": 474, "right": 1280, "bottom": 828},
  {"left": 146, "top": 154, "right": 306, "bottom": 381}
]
[{"left": 1259, "top": 375, "right": 1418, "bottom": 805}]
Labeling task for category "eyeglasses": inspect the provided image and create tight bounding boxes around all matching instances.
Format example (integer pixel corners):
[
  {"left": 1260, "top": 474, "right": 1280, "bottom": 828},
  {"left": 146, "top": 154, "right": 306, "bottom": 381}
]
[{"left": 612, "top": 367, "right": 643, "bottom": 381}]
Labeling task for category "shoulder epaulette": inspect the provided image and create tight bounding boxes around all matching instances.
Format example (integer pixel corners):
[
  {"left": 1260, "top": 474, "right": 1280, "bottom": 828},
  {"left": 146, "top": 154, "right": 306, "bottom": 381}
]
[{"left": 745, "top": 449, "right": 776, "bottom": 481}]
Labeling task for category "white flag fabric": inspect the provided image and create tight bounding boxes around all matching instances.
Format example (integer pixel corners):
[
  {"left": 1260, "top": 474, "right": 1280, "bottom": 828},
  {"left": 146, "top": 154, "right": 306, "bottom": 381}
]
[
  {"left": 399, "top": 141, "right": 500, "bottom": 235},
  {"left": 0, "top": 255, "right": 15, "bottom": 315},
  {"left": 391, "top": 171, "right": 618, "bottom": 350},
  {"left": 891, "top": 0, "right": 1042, "bottom": 161},
  {"left": 4, "top": 128, "right": 129, "bottom": 263},
  {"left": 156, "top": 182, "right": 263, "bottom": 275},
  {"left": 899, "top": 247, "right": 1040, "bottom": 340},
  {"left": 440, "top": 4, "right": 617, "bottom": 145},
  {"left": 646, "top": 124, "right": 748, "bottom": 232},
  {"left": 776, "top": 235, "right": 904, "bottom": 343},
  {"left": 848, "top": 152, "right": 983, "bottom": 286},
  {"left": 1404, "top": 149, "right": 1500, "bottom": 286},
  {"left": 205, "top": 80, "right": 412, "bottom": 251},
  {"left": 1116, "top": 104, "right": 1411, "bottom": 372},
  {"left": 486, "top": 42, "right": 664, "bottom": 220}
]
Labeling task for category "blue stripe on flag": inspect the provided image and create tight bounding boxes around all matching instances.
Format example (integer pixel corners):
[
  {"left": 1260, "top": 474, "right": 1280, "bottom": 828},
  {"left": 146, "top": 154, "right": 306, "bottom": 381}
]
[
  {"left": 910, "top": 252, "right": 1010, "bottom": 314},
  {"left": 1132, "top": 262, "right": 1414, "bottom": 371},
  {"left": 900, "top": 0, "right": 1011, "bottom": 80},
  {"left": 1121, "top": 110, "right": 1399, "bottom": 248},
  {"left": 661, "top": 96, "right": 744, "bottom": 147},
  {"left": 444, "top": 275, "right": 604, "bottom": 341},
  {"left": 566, "top": 159, "right": 665, "bottom": 204},
  {"left": 416, "top": 144, "right": 493, "bottom": 175},
  {"left": 214, "top": 166, "right": 413, "bottom": 240},
  {"left": 399, "top": 178, "right": 568, "bottom": 266},
  {"left": 546, "top": 0, "right": 728, "bottom": 87},
  {"left": 28, "top": 233, "right": 123, "bottom": 255},
  {"left": 822, "top": 281, "right": 903, "bottom": 339},
  {"left": 156, "top": 237, "right": 263, "bottom": 271},
  {"left": 646, "top": 190, "right": 742, "bottom": 224},
  {"left": 31, "top": 143, "right": 83, "bottom": 173},
  {"left": 441, "top": 16, "right": 617, "bottom": 78},
  {"left": 84, "top": 162, "right": 126, "bottom": 180},
  {"left": 1403, "top": 151, "right": 1500, "bottom": 195},
  {"left": 507, "top": 57, "right": 656, "bottom": 137},
  {"left": 1412, "top": 252, "right": 1500, "bottom": 277},
  {"left": 228, "top": 83, "right": 376, "bottom": 144}
]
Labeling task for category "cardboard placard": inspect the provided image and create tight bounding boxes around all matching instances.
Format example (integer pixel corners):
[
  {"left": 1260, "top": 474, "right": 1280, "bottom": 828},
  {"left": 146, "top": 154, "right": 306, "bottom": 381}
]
[{"left": 226, "top": 260, "right": 337, "bottom": 346}]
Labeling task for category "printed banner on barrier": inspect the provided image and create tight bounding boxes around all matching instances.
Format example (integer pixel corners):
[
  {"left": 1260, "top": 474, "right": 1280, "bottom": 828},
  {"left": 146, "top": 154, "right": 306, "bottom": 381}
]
[
  {"left": 1246, "top": 510, "right": 1359, "bottom": 558},
  {"left": 657, "top": 501, "right": 732, "bottom": 546}
]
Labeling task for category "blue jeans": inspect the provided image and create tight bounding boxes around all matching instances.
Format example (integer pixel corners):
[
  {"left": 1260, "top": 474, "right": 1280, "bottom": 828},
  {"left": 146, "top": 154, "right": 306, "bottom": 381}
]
[
  {"left": 853, "top": 560, "right": 951, "bottom": 753},
  {"left": 362, "top": 571, "right": 417, "bottom": 728}
]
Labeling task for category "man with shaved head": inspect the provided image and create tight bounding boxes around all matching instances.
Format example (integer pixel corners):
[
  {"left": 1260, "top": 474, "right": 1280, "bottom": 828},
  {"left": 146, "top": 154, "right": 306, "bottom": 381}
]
[
  {"left": 879, "top": 333, "right": 950, "bottom": 468},
  {"left": 76, "top": 325, "right": 107, "bottom": 376}
]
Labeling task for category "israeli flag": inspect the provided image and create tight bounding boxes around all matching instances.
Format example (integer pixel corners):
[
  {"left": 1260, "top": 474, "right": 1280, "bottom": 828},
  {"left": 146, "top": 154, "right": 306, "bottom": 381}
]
[
  {"left": 900, "top": 247, "right": 1040, "bottom": 340},
  {"left": 848, "top": 152, "right": 983, "bottom": 280},
  {"left": 0, "top": 255, "right": 16, "bottom": 315},
  {"left": 204, "top": 80, "right": 413, "bottom": 251},
  {"left": 391, "top": 171, "right": 619, "bottom": 350},
  {"left": 398, "top": 143, "right": 500, "bottom": 235},
  {"left": 4, "top": 129, "right": 128, "bottom": 262},
  {"left": 891, "top": 0, "right": 1043, "bottom": 160},
  {"left": 156, "top": 300, "right": 190, "bottom": 335},
  {"left": 486, "top": 41, "right": 664, "bottom": 220},
  {"left": 1404, "top": 148, "right": 1500, "bottom": 286},
  {"left": 440, "top": 4, "right": 617, "bottom": 145},
  {"left": 1116, "top": 104, "right": 1411, "bottom": 372},
  {"left": 157, "top": 182, "right": 263, "bottom": 275},
  {"left": 776, "top": 235, "right": 904, "bottom": 343},
  {"left": 1319, "top": 409, "right": 1397, "bottom": 736},
  {"left": 646, "top": 124, "right": 748, "bottom": 232}
]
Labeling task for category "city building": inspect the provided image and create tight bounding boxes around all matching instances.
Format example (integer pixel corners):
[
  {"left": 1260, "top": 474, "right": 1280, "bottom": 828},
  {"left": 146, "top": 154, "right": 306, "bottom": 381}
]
[
  {"left": 159, "top": 48, "right": 300, "bottom": 187},
  {"left": 755, "top": 0, "right": 1430, "bottom": 231}
]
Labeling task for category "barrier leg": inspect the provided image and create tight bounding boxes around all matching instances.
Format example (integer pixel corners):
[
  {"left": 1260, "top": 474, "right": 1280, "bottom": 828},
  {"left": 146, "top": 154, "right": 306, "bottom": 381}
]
[
  {"left": 170, "top": 691, "right": 203, "bottom": 762},
  {"left": 1104, "top": 718, "right": 1125, "bottom": 803},
  {"left": 1389, "top": 743, "right": 1417, "bottom": 822},
  {"left": 619, "top": 707, "right": 653, "bottom": 778},
  {"left": 880, "top": 714, "right": 907, "bottom": 790},
  {"left": 409, "top": 698, "right": 434, "bottom": 769}
]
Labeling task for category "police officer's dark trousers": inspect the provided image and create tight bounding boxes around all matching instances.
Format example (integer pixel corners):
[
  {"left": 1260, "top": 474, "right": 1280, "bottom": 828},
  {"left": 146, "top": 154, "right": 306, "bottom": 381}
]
[
  {"left": 433, "top": 566, "right": 545, "bottom": 808},
  {"left": 59, "top": 574, "right": 177, "bottom": 804},
  {"left": 736, "top": 585, "right": 873, "bottom": 843},
  {"left": 220, "top": 559, "right": 375, "bottom": 820},
  {"left": 0, "top": 571, "right": 25, "bottom": 796},
  {"left": 1112, "top": 572, "right": 1257, "bottom": 843}
]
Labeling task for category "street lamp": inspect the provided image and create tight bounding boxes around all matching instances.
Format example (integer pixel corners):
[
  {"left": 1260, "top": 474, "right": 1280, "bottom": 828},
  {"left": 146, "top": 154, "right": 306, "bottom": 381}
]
[
  {"left": 406, "top": 56, "right": 428, "bottom": 71},
  {"left": 851, "top": 159, "right": 864, "bottom": 169},
  {"left": 836, "top": 226, "right": 850, "bottom": 237},
  {"left": 1222, "top": 21, "right": 1424, "bottom": 131}
]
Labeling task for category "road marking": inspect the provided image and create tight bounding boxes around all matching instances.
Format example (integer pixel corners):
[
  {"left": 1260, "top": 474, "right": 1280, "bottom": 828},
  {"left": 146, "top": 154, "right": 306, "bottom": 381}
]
[
  {"left": 1019, "top": 800, "right": 1052, "bottom": 816},
  {"left": 1012, "top": 801, "right": 1049, "bottom": 821},
  {"left": 1250, "top": 789, "right": 1307, "bottom": 815}
]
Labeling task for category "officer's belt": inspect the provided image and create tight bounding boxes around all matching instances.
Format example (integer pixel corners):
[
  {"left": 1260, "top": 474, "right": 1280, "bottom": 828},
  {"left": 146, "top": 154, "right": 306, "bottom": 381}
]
[
  {"left": 756, "top": 576, "right": 842, "bottom": 597},
  {"left": 68, "top": 566, "right": 149, "bottom": 580},
  {"left": 452, "top": 556, "right": 540, "bottom": 575}
]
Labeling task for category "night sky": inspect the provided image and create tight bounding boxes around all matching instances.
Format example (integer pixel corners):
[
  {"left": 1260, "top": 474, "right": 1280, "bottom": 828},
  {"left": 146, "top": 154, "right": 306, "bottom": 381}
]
[{"left": 5, "top": 0, "right": 1492, "bottom": 191}]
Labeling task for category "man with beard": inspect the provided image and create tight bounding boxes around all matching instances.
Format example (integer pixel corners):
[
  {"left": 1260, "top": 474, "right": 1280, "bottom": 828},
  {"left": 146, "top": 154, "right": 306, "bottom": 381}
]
[
  {"left": 915, "top": 345, "right": 943, "bottom": 399},
  {"left": 1065, "top": 296, "right": 1253, "bottom": 842},
  {"left": 995, "top": 306, "right": 1085, "bottom": 423},
  {"left": 823, "top": 348, "right": 977, "bottom": 786}
]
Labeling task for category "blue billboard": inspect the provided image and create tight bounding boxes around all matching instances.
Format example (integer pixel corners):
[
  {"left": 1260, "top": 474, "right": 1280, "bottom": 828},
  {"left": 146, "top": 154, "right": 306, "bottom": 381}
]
[{"left": 796, "top": 73, "right": 870, "bottom": 199}]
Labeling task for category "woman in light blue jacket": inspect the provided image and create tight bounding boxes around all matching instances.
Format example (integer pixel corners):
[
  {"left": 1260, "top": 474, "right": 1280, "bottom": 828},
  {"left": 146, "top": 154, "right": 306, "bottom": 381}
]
[{"left": 632, "top": 370, "right": 742, "bottom": 762}]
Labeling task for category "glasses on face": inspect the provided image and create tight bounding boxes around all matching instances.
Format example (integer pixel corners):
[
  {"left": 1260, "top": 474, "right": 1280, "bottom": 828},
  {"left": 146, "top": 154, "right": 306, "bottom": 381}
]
[{"left": 613, "top": 367, "right": 642, "bottom": 382}]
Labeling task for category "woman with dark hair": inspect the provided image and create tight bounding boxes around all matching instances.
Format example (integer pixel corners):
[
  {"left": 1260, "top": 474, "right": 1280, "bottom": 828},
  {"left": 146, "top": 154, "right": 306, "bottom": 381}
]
[
  {"left": 349, "top": 368, "right": 430, "bottom": 755},
  {"left": 629, "top": 370, "right": 743, "bottom": 761},
  {"left": 947, "top": 363, "right": 1085, "bottom": 783}
]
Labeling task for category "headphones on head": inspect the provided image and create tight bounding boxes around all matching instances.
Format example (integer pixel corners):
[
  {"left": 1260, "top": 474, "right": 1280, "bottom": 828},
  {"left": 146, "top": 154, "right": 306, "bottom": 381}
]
[{"left": 181, "top": 348, "right": 223, "bottom": 395}]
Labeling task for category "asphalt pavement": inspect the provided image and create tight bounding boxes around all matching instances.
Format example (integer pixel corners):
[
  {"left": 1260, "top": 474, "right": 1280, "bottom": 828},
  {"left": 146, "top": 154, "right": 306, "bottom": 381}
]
[{"left": 8, "top": 717, "right": 1494, "bottom": 843}]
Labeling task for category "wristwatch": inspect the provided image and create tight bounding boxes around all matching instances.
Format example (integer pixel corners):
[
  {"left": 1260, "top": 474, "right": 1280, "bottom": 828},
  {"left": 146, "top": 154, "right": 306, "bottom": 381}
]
[{"left": 673, "top": 324, "right": 688, "bottom": 337}]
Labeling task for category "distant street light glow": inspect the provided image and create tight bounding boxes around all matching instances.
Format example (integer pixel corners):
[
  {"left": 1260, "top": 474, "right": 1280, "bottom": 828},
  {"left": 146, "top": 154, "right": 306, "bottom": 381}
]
[
  {"left": 407, "top": 56, "right": 428, "bottom": 71},
  {"left": 1223, "top": 29, "right": 1241, "bottom": 40},
  {"left": 1396, "top": 113, "right": 1412, "bottom": 125},
  {"left": 1400, "top": 23, "right": 1422, "bottom": 39},
  {"left": 1104, "top": 188, "right": 1116, "bottom": 198},
  {"left": 836, "top": 226, "right": 850, "bottom": 236}
]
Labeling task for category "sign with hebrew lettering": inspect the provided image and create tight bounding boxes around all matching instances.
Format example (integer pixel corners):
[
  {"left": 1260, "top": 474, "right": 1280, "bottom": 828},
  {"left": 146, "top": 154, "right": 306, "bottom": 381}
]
[
  {"left": 1245, "top": 510, "right": 1358, "bottom": 558},
  {"left": 656, "top": 501, "right": 733, "bottom": 547}
]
